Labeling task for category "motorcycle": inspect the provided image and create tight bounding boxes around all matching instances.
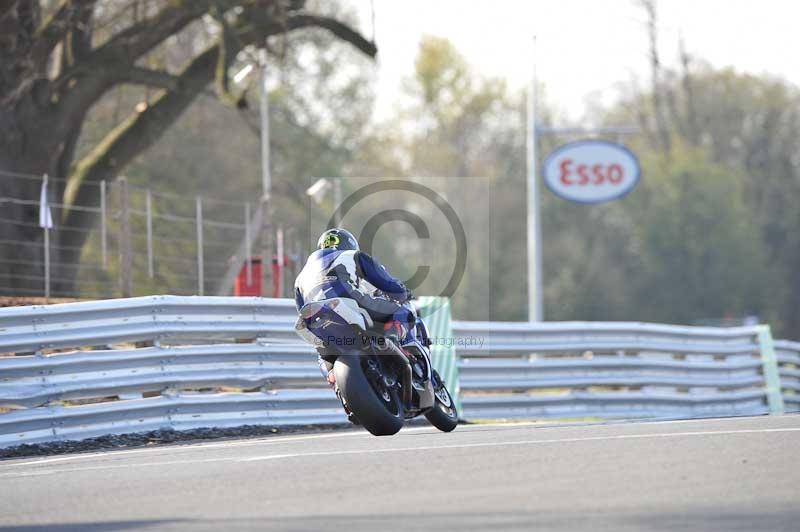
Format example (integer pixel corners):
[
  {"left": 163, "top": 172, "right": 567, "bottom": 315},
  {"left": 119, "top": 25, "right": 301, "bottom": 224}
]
[{"left": 295, "top": 296, "right": 458, "bottom": 436}]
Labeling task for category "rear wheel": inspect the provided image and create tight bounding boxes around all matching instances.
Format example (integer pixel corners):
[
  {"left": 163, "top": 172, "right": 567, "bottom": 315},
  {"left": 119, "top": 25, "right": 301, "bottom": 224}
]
[
  {"left": 334, "top": 354, "right": 404, "bottom": 436},
  {"left": 425, "top": 371, "right": 458, "bottom": 432}
]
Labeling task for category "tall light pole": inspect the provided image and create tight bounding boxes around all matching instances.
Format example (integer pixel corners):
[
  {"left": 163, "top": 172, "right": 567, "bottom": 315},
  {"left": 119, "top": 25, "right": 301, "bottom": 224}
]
[
  {"left": 258, "top": 48, "right": 271, "bottom": 200},
  {"left": 216, "top": 48, "right": 275, "bottom": 296},
  {"left": 526, "top": 36, "right": 543, "bottom": 322},
  {"left": 258, "top": 47, "right": 274, "bottom": 297},
  {"left": 305, "top": 177, "right": 343, "bottom": 226}
]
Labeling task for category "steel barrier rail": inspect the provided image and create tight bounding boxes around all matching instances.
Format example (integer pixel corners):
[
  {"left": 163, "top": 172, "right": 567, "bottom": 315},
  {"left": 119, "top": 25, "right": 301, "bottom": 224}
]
[
  {"left": 0, "top": 391, "right": 344, "bottom": 448},
  {"left": 451, "top": 320, "right": 789, "bottom": 420},
  {"left": 0, "top": 295, "right": 299, "bottom": 353},
  {"left": 456, "top": 340, "right": 760, "bottom": 356},
  {"left": 775, "top": 339, "right": 800, "bottom": 411},
  {"left": 452, "top": 320, "right": 763, "bottom": 348},
  {"left": 1, "top": 297, "right": 797, "bottom": 449},
  {"left": 0, "top": 343, "right": 320, "bottom": 409},
  {"left": 0, "top": 296, "right": 332, "bottom": 449},
  {"left": 460, "top": 390, "right": 769, "bottom": 420}
]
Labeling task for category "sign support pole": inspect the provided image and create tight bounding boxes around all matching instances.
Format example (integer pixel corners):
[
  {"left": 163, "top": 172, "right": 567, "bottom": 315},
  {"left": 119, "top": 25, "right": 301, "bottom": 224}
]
[
  {"left": 526, "top": 36, "right": 543, "bottom": 322},
  {"left": 526, "top": 37, "right": 639, "bottom": 322}
]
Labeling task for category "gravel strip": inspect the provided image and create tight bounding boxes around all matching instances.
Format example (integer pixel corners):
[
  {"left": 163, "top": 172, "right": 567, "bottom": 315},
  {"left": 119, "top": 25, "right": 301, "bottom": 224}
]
[{"left": 0, "top": 423, "right": 353, "bottom": 460}]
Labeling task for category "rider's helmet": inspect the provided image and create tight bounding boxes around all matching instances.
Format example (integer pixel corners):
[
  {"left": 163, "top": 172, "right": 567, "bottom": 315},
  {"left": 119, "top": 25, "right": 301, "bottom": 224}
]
[{"left": 318, "top": 228, "right": 359, "bottom": 251}]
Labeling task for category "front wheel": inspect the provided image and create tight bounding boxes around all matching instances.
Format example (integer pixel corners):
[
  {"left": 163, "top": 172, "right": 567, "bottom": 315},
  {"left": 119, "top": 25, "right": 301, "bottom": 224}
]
[
  {"left": 334, "top": 354, "right": 404, "bottom": 436},
  {"left": 425, "top": 371, "right": 458, "bottom": 432}
]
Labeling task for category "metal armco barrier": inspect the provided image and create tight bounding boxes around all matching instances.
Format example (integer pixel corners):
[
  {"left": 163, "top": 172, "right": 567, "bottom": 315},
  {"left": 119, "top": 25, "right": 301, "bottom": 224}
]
[
  {"left": 1, "top": 296, "right": 797, "bottom": 449},
  {"left": 0, "top": 391, "right": 343, "bottom": 447},
  {"left": 451, "top": 320, "right": 796, "bottom": 420},
  {"left": 0, "top": 296, "right": 343, "bottom": 448},
  {"left": 0, "top": 343, "right": 321, "bottom": 409},
  {"left": 775, "top": 339, "right": 800, "bottom": 412},
  {"left": 416, "top": 297, "right": 462, "bottom": 415},
  {"left": 0, "top": 295, "right": 300, "bottom": 353}
]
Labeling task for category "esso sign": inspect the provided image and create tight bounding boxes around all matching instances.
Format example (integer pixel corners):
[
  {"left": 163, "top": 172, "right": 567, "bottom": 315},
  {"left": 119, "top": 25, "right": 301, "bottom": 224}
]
[{"left": 542, "top": 140, "right": 640, "bottom": 204}]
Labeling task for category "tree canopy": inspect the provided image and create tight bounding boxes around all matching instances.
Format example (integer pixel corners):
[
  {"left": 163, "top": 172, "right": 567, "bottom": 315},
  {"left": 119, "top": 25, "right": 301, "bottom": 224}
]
[
  {"left": 0, "top": 0, "right": 375, "bottom": 293},
  {"left": 2, "top": 4, "right": 799, "bottom": 339}
]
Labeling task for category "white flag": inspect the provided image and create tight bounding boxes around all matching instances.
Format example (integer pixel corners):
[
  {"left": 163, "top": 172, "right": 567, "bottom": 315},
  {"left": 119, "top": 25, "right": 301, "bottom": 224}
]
[{"left": 39, "top": 175, "right": 53, "bottom": 229}]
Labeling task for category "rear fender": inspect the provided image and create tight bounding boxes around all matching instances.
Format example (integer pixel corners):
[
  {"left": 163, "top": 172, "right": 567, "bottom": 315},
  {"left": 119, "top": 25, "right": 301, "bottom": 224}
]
[{"left": 296, "top": 298, "right": 373, "bottom": 348}]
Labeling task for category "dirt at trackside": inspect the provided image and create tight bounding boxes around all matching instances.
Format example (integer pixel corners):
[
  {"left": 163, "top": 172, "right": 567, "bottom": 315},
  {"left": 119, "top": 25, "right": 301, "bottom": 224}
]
[
  {"left": 0, "top": 296, "right": 83, "bottom": 308},
  {"left": 0, "top": 424, "right": 353, "bottom": 459}
]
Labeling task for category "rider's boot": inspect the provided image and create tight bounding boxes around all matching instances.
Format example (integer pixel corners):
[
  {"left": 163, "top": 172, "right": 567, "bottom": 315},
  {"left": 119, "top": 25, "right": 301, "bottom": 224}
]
[
  {"left": 319, "top": 353, "right": 360, "bottom": 425},
  {"left": 318, "top": 355, "right": 336, "bottom": 386},
  {"left": 382, "top": 319, "right": 406, "bottom": 346}
]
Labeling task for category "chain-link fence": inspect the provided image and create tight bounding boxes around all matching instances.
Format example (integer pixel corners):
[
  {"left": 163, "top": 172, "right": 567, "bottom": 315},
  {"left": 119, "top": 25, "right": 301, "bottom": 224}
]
[{"left": 0, "top": 171, "right": 301, "bottom": 300}]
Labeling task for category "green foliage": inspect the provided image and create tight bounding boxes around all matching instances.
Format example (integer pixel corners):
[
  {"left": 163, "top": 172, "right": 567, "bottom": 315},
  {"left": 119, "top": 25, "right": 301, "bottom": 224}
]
[
  {"left": 73, "top": 27, "right": 800, "bottom": 338},
  {"left": 355, "top": 36, "right": 797, "bottom": 335},
  {"left": 626, "top": 145, "right": 770, "bottom": 323},
  {"left": 74, "top": 1, "right": 376, "bottom": 295},
  {"left": 349, "top": 37, "right": 520, "bottom": 320},
  {"left": 617, "top": 64, "right": 800, "bottom": 335}
]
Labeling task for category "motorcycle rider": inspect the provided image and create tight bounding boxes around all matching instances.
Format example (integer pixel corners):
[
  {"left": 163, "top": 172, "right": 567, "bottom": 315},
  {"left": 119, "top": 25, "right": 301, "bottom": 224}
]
[{"left": 294, "top": 228, "right": 413, "bottom": 385}]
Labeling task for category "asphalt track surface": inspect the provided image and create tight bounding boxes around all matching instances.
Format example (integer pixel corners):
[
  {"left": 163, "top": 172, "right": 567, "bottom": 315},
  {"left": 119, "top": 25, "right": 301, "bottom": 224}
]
[{"left": 1, "top": 415, "right": 798, "bottom": 532}]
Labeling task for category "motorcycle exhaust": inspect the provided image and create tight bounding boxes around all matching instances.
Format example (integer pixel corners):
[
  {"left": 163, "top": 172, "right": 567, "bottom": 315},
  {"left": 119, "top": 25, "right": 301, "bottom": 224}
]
[{"left": 382, "top": 340, "right": 413, "bottom": 407}]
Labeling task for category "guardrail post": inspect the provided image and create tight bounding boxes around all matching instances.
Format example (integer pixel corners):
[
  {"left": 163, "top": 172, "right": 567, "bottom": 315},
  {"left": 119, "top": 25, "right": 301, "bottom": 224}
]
[
  {"left": 757, "top": 325, "right": 784, "bottom": 414},
  {"left": 416, "top": 297, "right": 462, "bottom": 417}
]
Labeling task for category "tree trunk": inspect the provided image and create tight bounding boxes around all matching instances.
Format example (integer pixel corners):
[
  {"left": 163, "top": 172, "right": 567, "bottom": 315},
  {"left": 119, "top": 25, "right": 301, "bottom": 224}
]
[
  {"left": 0, "top": 125, "right": 58, "bottom": 296},
  {"left": 0, "top": 3, "right": 376, "bottom": 298},
  {"left": 0, "top": 87, "right": 78, "bottom": 296}
]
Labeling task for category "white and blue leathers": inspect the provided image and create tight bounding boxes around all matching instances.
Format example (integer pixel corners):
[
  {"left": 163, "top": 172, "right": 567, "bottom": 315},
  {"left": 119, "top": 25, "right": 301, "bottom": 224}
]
[{"left": 294, "top": 248, "right": 411, "bottom": 325}]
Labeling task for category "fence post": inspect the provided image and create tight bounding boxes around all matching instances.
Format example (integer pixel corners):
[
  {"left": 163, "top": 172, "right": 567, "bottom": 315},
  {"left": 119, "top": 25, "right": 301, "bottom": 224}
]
[
  {"left": 196, "top": 196, "right": 204, "bottom": 296},
  {"left": 214, "top": 202, "right": 263, "bottom": 296},
  {"left": 757, "top": 325, "right": 784, "bottom": 414},
  {"left": 245, "top": 202, "right": 252, "bottom": 285},
  {"left": 146, "top": 188, "right": 153, "bottom": 278},
  {"left": 292, "top": 231, "right": 301, "bottom": 285},
  {"left": 43, "top": 226, "right": 50, "bottom": 300},
  {"left": 276, "top": 225, "right": 284, "bottom": 297},
  {"left": 41, "top": 174, "right": 51, "bottom": 300},
  {"left": 118, "top": 177, "right": 132, "bottom": 297},
  {"left": 100, "top": 179, "right": 107, "bottom": 268},
  {"left": 261, "top": 199, "right": 273, "bottom": 297}
]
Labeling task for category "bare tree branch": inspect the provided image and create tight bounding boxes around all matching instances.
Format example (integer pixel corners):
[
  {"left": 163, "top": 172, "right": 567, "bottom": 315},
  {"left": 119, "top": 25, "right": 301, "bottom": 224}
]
[
  {"left": 60, "top": 44, "right": 219, "bottom": 256},
  {"left": 58, "top": 6, "right": 376, "bottom": 261},
  {"left": 0, "top": 1, "right": 17, "bottom": 19},
  {"left": 286, "top": 14, "right": 377, "bottom": 57},
  {"left": 92, "top": 0, "right": 244, "bottom": 63},
  {"left": 679, "top": 35, "right": 700, "bottom": 145},
  {"left": 212, "top": 1, "right": 247, "bottom": 107},
  {"left": 30, "top": 0, "right": 95, "bottom": 68},
  {"left": 50, "top": 0, "right": 241, "bottom": 137},
  {"left": 639, "top": 0, "right": 671, "bottom": 155},
  {"left": 121, "top": 66, "right": 180, "bottom": 91},
  {"left": 16, "top": 1, "right": 40, "bottom": 44},
  {"left": 63, "top": 1, "right": 95, "bottom": 66}
]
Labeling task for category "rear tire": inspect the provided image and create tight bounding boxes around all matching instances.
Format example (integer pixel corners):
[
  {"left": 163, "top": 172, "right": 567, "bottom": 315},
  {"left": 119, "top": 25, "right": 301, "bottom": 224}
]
[
  {"left": 334, "top": 354, "right": 404, "bottom": 436},
  {"left": 425, "top": 372, "right": 458, "bottom": 432}
]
